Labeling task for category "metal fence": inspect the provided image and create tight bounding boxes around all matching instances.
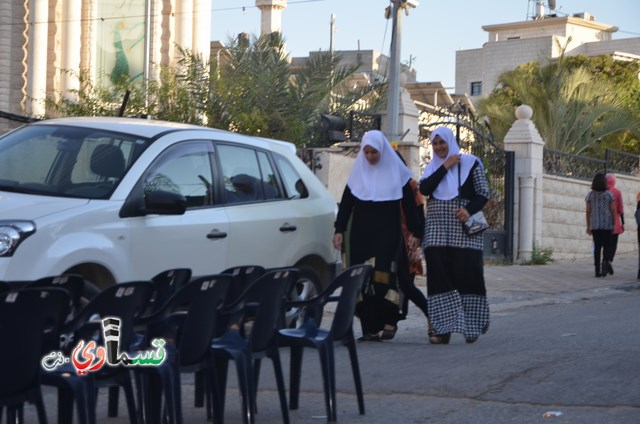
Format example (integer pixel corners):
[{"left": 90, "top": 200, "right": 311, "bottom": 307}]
[{"left": 543, "top": 148, "right": 640, "bottom": 181}]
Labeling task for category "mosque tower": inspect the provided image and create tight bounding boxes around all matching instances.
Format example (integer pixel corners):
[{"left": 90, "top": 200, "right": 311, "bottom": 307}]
[{"left": 255, "top": 0, "right": 288, "bottom": 35}]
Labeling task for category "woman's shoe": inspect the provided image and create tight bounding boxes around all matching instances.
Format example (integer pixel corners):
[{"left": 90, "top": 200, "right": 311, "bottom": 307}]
[
  {"left": 605, "top": 260, "right": 614, "bottom": 275},
  {"left": 465, "top": 335, "right": 479, "bottom": 344},
  {"left": 380, "top": 324, "right": 398, "bottom": 340},
  {"left": 428, "top": 330, "right": 451, "bottom": 344},
  {"left": 357, "top": 333, "right": 382, "bottom": 342}
]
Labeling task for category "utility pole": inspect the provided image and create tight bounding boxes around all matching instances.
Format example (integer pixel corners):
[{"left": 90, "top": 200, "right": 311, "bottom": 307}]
[{"left": 385, "top": 0, "right": 418, "bottom": 140}]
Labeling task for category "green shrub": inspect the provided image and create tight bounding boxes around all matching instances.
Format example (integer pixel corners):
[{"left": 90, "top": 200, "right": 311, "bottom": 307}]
[{"left": 525, "top": 243, "right": 554, "bottom": 265}]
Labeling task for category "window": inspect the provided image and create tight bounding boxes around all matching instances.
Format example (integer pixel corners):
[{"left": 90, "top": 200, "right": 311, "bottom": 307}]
[
  {"left": 217, "top": 144, "right": 283, "bottom": 204},
  {"left": 470, "top": 81, "right": 482, "bottom": 96},
  {"left": 144, "top": 142, "right": 215, "bottom": 208},
  {"left": 274, "top": 154, "right": 308, "bottom": 199}
]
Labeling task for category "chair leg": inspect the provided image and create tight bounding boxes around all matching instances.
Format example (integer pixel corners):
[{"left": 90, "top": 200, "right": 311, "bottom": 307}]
[
  {"left": 270, "top": 350, "right": 290, "bottom": 424},
  {"left": 121, "top": 374, "right": 139, "bottom": 424},
  {"left": 58, "top": 387, "right": 75, "bottom": 424},
  {"left": 346, "top": 338, "right": 365, "bottom": 415},
  {"left": 318, "top": 345, "right": 337, "bottom": 423},
  {"left": 288, "top": 346, "right": 304, "bottom": 410},
  {"left": 194, "top": 371, "right": 204, "bottom": 408},
  {"left": 34, "top": 394, "right": 48, "bottom": 424},
  {"left": 252, "top": 358, "right": 263, "bottom": 414},
  {"left": 107, "top": 386, "right": 119, "bottom": 417},
  {"left": 234, "top": 353, "right": 255, "bottom": 424}
]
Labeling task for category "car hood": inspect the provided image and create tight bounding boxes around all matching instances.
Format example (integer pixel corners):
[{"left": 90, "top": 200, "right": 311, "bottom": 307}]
[{"left": 0, "top": 192, "right": 90, "bottom": 220}]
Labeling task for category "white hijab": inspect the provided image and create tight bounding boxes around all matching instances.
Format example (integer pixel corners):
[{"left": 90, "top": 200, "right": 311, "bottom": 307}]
[
  {"left": 420, "top": 127, "right": 480, "bottom": 201},
  {"left": 347, "top": 130, "right": 412, "bottom": 201}
]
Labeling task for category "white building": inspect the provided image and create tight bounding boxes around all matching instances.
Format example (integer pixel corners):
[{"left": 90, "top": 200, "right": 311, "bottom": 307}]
[
  {"left": 0, "top": 0, "right": 212, "bottom": 132},
  {"left": 455, "top": 11, "right": 640, "bottom": 101}
]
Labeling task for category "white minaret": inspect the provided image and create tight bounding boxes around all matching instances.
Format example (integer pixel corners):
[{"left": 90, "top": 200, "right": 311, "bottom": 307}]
[{"left": 255, "top": 0, "right": 287, "bottom": 35}]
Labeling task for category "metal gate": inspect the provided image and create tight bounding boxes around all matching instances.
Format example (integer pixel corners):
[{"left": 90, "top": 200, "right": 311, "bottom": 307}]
[{"left": 419, "top": 111, "right": 514, "bottom": 262}]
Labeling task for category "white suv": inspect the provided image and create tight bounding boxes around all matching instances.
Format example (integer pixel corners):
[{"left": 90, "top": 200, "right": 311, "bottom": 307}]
[{"left": 0, "top": 117, "right": 339, "bottom": 299}]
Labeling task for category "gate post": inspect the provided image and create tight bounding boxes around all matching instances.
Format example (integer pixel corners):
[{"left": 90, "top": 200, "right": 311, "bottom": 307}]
[{"left": 503, "top": 105, "right": 545, "bottom": 263}]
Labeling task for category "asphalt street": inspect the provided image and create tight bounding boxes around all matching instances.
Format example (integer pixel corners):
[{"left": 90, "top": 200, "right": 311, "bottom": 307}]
[{"left": 29, "top": 252, "right": 640, "bottom": 423}]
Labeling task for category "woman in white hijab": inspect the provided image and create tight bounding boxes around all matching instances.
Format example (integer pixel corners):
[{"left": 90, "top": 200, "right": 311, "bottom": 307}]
[
  {"left": 333, "top": 130, "right": 423, "bottom": 341},
  {"left": 419, "top": 126, "right": 490, "bottom": 344}
]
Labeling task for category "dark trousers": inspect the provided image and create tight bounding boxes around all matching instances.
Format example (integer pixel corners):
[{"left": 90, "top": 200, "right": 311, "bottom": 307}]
[
  {"left": 592, "top": 229, "right": 613, "bottom": 269},
  {"left": 610, "top": 234, "right": 619, "bottom": 261}
]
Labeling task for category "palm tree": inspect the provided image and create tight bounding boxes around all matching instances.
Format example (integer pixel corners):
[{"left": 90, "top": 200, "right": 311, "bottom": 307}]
[
  {"left": 45, "top": 33, "right": 385, "bottom": 148},
  {"left": 478, "top": 53, "right": 639, "bottom": 154}
]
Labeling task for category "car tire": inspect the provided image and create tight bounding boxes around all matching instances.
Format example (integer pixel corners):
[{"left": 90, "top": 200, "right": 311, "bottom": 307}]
[{"left": 285, "top": 265, "right": 322, "bottom": 328}]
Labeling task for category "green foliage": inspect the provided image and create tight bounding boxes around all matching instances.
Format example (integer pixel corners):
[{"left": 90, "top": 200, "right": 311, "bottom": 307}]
[
  {"left": 43, "top": 34, "right": 386, "bottom": 147},
  {"left": 524, "top": 243, "right": 554, "bottom": 265},
  {"left": 477, "top": 51, "right": 640, "bottom": 155}
]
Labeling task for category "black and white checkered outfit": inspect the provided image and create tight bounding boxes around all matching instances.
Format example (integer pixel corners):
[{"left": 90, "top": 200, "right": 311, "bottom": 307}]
[
  {"left": 422, "top": 164, "right": 489, "bottom": 250},
  {"left": 421, "top": 161, "right": 491, "bottom": 341}
]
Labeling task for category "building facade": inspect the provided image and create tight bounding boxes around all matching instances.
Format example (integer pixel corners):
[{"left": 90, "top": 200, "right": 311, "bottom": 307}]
[
  {"left": 0, "top": 0, "right": 212, "bottom": 132},
  {"left": 456, "top": 12, "right": 640, "bottom": 101}
]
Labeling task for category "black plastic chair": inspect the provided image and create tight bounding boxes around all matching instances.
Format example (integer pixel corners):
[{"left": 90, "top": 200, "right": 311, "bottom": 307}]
[
  {"left": 149, "top": 268, "right": 192, "bottom": 314},
  {"left": 40, "top": 280, "right": 154, "bottom": 424},
  {"left": 0, "top": 281, "right": 9, "bottom": 294},
  {"left": 0, "top": 287, "right": 71, "bottom": 424},
  {"left": 210, "top": 268, "right": 298, "bottom": 424},
  {"left": 134, "top": 274, "right": 232, "bottom": 424},
  {"left": 278, "top": 264, "right": 373, "bottom": 423},
  {"left": 26, "top": 274, "right": 86, "bottom": 317},
  {"left": 192, "top": 265, "right": 266, "bottom": 413}
]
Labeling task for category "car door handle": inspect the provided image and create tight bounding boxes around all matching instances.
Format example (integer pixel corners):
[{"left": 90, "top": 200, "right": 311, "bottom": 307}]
[
  {"left": 279, "top": 224, "right": 297, "bottom": 232},
  {"left": 206, "top": 230, "right": 228, "bottom": 239}
]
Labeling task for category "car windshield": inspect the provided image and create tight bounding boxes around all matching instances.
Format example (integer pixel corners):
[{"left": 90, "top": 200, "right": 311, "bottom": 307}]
[{"left": 0, "top": 124, "right": 151, "bottom": 199}]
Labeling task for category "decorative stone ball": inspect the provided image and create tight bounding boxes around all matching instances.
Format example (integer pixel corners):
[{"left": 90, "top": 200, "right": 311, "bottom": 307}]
[{"left": 515, "top": 104, "right": 533, "bottom": 120}]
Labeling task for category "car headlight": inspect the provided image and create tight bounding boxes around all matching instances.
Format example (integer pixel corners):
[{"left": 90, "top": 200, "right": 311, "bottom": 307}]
[{"left": 0, "top": 221, "right": 36, "bottom": 257}]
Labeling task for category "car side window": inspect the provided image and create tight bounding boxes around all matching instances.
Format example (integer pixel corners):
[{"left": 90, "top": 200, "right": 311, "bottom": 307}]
[
  {"left": 274, "top": 154, "right": 309, "bottom": 199},
  {"left": 144, "top": 144, "right": 215, "bottom": 208},
  {"left": 256, "top": 151, "right": 283, "bottom": 200},
  {"left": 217, "top": 144, "right": 283, "bottom": 204}
]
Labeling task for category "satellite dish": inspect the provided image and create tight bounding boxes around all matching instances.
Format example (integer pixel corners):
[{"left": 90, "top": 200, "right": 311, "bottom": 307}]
[{"left": 548, "top": 0, "right": 556, "bottom": 10}]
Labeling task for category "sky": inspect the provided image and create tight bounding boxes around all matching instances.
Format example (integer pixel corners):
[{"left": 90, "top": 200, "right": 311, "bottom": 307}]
[{"left": 211, "top": 0, "right": 640, "bottom": 90}]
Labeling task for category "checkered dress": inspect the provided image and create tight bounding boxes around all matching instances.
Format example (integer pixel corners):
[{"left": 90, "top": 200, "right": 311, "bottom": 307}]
[
  {"left": 421, "top": 162, "right": 491, "bottom": 340},
  {"left": 422, "top": 164, "right": 489, "bottom": 251}
]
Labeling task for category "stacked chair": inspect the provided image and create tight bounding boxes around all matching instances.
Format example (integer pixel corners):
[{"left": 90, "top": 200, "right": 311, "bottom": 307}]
[
  {"left": 279, "top": 263, "right": 373, "bottom": 423},
  {"left": 134, "top": 274, "right": 232, "bottom": 424},
  {"left": 210, "top": 267, "right": 298, "bottom": 424},
  {"left": 0, "top": 287, "right": 70, "bottom": 424},
  {"left": 0, "top": 264, "right": 373, "bottom": 424},
  {"left": 41, "top": 280, "right": 154, "bottom": 424}
]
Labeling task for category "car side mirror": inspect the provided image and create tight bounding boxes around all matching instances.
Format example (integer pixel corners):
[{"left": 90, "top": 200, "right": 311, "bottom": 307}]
[{"left": 143, "top": 190, "right": 187, "bottom": 215}]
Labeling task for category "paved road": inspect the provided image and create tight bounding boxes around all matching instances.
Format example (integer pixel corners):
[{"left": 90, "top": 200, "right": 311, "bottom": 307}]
[{"left": 31, "top": 252, "right": 640, "bottom": 423}]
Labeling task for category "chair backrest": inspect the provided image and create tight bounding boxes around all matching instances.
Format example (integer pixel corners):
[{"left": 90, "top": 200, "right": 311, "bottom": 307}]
[
  {"left": 327, "top": 265, "right": 373, "bottom": 340},
  {"left": 221, "top": 265, "right": 266, "bottom": 306},
  {"left": 0, "top": 288, "right": 70, "bottom": 396},
  {"left": 26, "top": 274, "right": 85, "bottom": 312},
  {"left": 245, "top": 268, "right": 299, "bottom": 352},
  {"left": 67, "top": 281, "right": 154, "bottom": 358},
  {"left": 158, "top": 275, "right": 232, "bottom": 366},
  {"left": 149, "top": 268, "right": 192, "bottom": 313}
]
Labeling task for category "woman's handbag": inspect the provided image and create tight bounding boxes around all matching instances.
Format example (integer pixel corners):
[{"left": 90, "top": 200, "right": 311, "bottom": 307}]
[
  {"left": 458, "top": 161, "right": 489, "bottom": 236},
  {"left": 463, "top": 211, "right": 489, "bottom": 235}
]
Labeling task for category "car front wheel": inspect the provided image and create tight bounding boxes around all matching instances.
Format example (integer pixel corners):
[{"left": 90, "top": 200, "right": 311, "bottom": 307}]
[{"left": 285, "top": 265, "right": 322, "bottom": 328}]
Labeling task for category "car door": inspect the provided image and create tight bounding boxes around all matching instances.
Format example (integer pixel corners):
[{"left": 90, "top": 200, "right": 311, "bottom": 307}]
[
  {"left": 126, "top": 140, "right": 229, "bottom": 279},
  {"left": 216, "top": 143, "right": 302, "bottom": 269}
]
